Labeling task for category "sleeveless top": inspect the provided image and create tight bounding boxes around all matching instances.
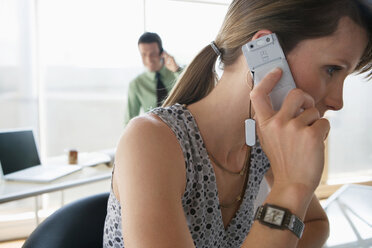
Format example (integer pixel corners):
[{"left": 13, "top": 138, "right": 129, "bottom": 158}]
[{"left": 103, "top": 103, "right": 271, "bottom": 248}]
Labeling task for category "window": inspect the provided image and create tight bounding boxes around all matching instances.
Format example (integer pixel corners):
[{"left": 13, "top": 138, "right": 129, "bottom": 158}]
[
  {"left": 0, "top": 0, "right": 371, "bottom": 241},
  {"left": 327, "top": 72, "right": 372, "bottom": 184},
  {"left": 38, "top": 0, "right": 145, "bottom": 157},
  {"left": 0, "top": 0, "right": 39, "bottom": 133},
  {"left": 0, "top": 0, "right": 230, "bottom": 240},
  {"left": 145, "top": 0, "right": 229, "bottom": 65}
]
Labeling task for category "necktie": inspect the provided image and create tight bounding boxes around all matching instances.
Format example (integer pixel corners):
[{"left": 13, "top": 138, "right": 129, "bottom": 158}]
[{"left": 156, "top": 72, "right": 168, "bottom": 107}]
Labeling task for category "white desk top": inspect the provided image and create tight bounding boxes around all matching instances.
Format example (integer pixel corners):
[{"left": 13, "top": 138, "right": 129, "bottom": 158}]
[
  {"left": 323, "top": 184, "right": 372, "bottom": 247},
  {"left": 0, "top": 163, "right": 112, "bottom": 204}
]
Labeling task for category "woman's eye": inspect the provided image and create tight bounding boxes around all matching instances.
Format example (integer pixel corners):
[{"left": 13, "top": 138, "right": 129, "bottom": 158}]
[{"left": 327, "top": 66, "right": 342, "bottom": 77}]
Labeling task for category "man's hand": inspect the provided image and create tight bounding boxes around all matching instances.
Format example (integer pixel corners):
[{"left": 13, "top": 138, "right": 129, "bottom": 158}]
[{"left": 162, "top": 51, "right": 180, "bottom": 72}]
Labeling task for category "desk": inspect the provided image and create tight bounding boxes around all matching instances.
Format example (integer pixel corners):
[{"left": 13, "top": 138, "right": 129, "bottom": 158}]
[
  {"left": 0, "top": 164, "right": 112, "bottom": 225},
  {"left": 0, "top": 163, "right": 112, "bottom": 204},
  {"left": 322, "top": 184, "right": 372, "bottom": 248}
]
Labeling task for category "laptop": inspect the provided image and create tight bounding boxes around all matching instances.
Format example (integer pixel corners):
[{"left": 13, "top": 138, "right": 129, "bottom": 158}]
[{"left": 0, "top": 129, "right": 82, "bottom": 183}]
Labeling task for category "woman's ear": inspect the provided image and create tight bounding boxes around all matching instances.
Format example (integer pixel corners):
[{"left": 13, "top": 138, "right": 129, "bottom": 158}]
[
  {"left": 246, "top": 71, "right": 254, "bottom": 90},
  {"left": 252, "top": 29, "right": 273, "bottom": 41}
]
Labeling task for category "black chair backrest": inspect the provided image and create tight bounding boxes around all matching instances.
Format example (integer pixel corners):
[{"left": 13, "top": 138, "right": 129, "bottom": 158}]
[{"left": 23, "top": 192, "right": 109, "bottom": 248}]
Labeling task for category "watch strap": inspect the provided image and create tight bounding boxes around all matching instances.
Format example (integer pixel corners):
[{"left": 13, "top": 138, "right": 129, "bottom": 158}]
[
  {"left": 287, "top": 212, "right": 305, "bottom": 238},
  {"left": 255, "top": 204, "right": 305, "bottom": 239}
]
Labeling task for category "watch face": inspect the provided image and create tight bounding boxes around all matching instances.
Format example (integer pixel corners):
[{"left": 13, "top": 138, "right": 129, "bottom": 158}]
[{"left": 264, "top": 206, "right": 285, "bottom": 226}]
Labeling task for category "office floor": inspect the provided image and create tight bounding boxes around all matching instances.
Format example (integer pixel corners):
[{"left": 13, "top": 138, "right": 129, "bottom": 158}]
[{"left": 0, "top": 239, "right": 25, "bottom": 248}]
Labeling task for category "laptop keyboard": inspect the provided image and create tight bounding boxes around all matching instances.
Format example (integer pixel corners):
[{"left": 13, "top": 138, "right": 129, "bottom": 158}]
[{"left": 5, "top": 165, "right": 81, "bottom": 182}]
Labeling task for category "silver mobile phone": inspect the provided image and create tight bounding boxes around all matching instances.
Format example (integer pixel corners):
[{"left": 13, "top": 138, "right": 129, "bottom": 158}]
[{"left": 242, "top": 33, "right": 296, "bottom": 111}]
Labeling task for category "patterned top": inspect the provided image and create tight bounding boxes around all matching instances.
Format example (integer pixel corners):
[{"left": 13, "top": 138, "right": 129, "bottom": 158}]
[{"left": 103, "top": 103, "right": 271, "bottom": 248}]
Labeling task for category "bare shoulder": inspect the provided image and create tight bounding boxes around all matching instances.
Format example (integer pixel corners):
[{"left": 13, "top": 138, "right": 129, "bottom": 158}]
[
  {"left": 114, "top": 113, "right": 186, "bottom": 196},
  {"left": 113, "top": 114, "right": 194, "bottom": 246},
  {"left": 119, "top": 114, "right": 181, "bottom": 157}
]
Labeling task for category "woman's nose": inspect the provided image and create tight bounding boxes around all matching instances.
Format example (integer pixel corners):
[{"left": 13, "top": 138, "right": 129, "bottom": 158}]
[{"left": 325, "top": 81, "right": 344, "bottom": 111}]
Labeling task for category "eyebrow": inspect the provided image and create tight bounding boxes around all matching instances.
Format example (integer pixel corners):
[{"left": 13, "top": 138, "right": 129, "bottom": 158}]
[{"left": 334, "top": 59, "right": 352, "bottom": 71}]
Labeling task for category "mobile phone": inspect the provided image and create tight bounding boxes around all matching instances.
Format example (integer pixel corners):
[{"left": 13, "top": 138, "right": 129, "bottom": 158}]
[{"left": 242, "top": 33, "right": 296, "bottom": 111}]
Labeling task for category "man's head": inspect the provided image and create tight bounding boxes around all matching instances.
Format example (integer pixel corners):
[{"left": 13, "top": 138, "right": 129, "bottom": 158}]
[{"left": 138, "top": 32, "right": 164, "bottom": 72}]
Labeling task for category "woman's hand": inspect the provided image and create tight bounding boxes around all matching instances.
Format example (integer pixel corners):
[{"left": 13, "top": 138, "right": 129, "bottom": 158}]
[{"left": 250, "top": 68, "right": 330, "bottom": 200}]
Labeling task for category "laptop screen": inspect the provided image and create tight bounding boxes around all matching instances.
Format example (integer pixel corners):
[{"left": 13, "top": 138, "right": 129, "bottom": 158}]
[{"left": 0, "top": 130, "right": 41, "bottom": 175}]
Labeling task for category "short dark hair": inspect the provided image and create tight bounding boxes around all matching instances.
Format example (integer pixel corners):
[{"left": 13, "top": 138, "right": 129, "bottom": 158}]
[{"left": 138, "top": 32, "right": 163, "bottom": 54}]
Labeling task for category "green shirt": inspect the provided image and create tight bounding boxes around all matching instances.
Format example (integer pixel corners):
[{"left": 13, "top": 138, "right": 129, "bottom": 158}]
[{"left": 124, "top": 66, "right": 181, "bottom": 125}]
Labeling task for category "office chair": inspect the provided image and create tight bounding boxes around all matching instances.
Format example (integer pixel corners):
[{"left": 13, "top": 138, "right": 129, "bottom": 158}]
[{"left": 22, "top": 192, "right": 109, "bottom": 248}]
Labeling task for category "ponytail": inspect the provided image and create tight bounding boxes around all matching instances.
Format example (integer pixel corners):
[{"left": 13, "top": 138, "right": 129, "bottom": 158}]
[{"left": 163, "top": 44, "right": 220, "bottom": 106}]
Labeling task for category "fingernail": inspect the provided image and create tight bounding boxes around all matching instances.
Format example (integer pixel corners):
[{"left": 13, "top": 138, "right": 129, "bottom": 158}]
[{"left": 271, "top": 67, "right": 281, "bottom": 73}]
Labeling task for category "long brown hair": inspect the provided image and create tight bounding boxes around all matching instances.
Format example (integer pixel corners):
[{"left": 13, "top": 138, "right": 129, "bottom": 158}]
[{"left": 164, "top": 0, "right": 371, "bottom": 107}]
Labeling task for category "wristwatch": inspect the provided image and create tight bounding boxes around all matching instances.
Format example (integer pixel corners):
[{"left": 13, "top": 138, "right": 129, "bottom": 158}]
[{"left": 254, "top": 203, "right": 305, "bottom": 238}]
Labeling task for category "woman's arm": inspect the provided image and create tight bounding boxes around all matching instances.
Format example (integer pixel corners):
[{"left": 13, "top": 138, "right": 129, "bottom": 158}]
[
  {"left": 114, "top": 115, "right": 195, "bottom": 248},
  {"left": 298, "top": 195, "right": 329, "bottom": 248},
  {"left": 265, "top": 169, "right": 329, "bottom": 248},
  {"left": 242, "top": 68, "right": 330, "bottom": 248}
]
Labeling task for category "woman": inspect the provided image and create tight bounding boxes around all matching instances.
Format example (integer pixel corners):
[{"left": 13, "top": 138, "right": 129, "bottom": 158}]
[{"left": 104, "top": 0, "right": 371, "bottom": 247}]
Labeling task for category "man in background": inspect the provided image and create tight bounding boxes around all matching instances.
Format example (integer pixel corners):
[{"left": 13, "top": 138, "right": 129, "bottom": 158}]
[{"left": 124, "top": 32, "right": 182, "bottom": 126}]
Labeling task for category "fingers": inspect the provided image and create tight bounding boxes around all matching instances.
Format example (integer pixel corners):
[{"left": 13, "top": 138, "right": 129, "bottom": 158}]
[
  {"left": 162, "top": 51, "right": 170, "bottom": 61},
  {"left": 163, "top": 51, "right": 173, "bottom": 60},
  {"left": 278, "top": 89, "right": 315, "bottom": 120},
  {"left": 250, "top": 67, "right": 283, "bottom": 123},
  {"left": 163, "top": 52, "right": 174, "bottom": 64},
  {"left": 308, "top": 118, "right": 331, "bottom": 145},
  {"left": 311, "top": 118, "right": 330, "bottom": 141},
  {"left": 295, "top": 107, "right": 320, "bottom": 126}
]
